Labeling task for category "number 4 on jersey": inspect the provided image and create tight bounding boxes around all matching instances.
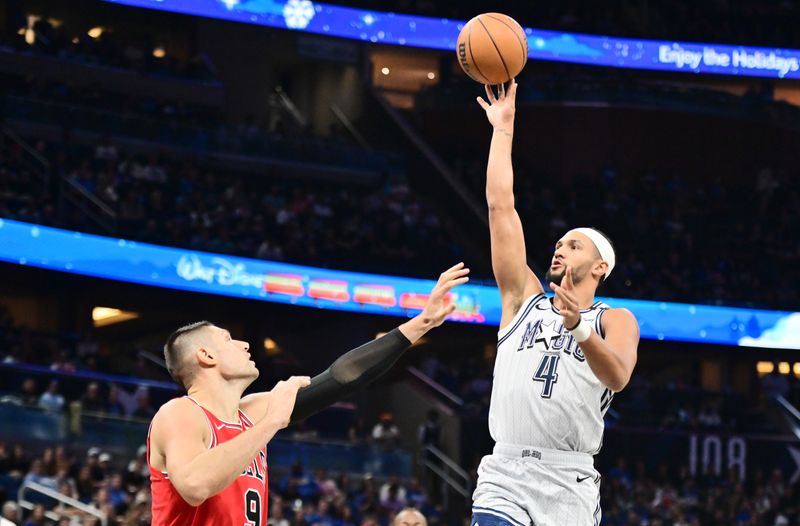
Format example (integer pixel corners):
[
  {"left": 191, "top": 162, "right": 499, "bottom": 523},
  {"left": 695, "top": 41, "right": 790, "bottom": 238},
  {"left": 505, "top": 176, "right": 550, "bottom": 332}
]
[{"left": 533, "top": 354, "right": 560, "bottom": 398}]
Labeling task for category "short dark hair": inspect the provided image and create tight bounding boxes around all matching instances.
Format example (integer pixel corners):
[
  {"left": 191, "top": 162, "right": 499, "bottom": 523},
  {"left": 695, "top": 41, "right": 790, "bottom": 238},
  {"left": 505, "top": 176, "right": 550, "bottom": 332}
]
[{"left": 164, "top": 321, "right": 214, "bottom": 388}]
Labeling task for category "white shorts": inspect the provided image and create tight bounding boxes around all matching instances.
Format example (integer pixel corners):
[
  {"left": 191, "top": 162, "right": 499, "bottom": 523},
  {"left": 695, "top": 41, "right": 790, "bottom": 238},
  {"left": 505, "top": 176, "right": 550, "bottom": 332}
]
[{"left": 472, "top": 443, "right": 602, "bottom": 526}]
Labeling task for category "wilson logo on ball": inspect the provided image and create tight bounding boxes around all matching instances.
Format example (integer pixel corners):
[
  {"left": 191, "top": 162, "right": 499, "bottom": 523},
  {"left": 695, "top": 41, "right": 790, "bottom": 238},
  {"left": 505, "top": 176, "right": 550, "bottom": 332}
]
[
  {"left": 458, "top": 43, "right": 480, "bottom": 82},
  {"left": 455, "top": 13, "right": 528, "bottom": 85}
]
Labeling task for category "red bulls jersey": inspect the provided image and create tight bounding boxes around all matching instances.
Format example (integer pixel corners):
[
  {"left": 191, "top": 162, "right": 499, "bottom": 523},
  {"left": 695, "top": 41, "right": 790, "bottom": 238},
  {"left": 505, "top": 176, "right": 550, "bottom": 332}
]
[{"left": 149, "top": 396, "right": 268, "bottom": 526}]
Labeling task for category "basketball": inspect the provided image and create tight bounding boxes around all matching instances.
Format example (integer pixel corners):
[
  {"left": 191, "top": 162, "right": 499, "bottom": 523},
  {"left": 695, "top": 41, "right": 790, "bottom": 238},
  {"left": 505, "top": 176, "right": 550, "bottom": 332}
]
[{"left": 456, "top": 13, "right": 528, "bottom": 85}]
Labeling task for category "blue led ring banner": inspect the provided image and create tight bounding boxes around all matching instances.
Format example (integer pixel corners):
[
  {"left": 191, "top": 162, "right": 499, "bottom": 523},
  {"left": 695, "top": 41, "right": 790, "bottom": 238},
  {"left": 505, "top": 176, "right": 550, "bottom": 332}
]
[
  {"left": 0, "top": 219, "right": 798, "bottom": 349},
  {"left": 104, "top": 0, "right": 800, "bottom": 79}
]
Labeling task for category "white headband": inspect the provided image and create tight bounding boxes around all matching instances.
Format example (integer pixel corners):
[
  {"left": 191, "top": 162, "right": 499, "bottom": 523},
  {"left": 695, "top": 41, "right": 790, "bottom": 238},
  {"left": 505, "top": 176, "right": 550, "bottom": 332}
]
[{"left": 570, "top": 228, "right": 616, "bottom": 279}]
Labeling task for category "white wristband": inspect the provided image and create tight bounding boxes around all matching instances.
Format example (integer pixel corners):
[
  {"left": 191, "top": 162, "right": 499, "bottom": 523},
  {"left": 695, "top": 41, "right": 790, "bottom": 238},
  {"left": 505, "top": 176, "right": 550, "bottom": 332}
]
[{"left": 569, "top": 318, "right": 592, "bottom": 343}]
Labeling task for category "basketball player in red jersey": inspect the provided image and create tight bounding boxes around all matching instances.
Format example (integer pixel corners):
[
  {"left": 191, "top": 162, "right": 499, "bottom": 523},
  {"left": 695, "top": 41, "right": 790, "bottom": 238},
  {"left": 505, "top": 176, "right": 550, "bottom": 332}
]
[{"left": 148, "top": 262, "right": 471, "bottom": 526}]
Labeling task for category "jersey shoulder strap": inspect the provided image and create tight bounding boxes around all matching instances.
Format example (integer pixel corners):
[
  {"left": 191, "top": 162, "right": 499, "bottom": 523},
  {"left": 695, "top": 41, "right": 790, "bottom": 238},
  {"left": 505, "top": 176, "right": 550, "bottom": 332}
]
[{"left": 183, "top": 396, "right": 218, "bottom": 448}]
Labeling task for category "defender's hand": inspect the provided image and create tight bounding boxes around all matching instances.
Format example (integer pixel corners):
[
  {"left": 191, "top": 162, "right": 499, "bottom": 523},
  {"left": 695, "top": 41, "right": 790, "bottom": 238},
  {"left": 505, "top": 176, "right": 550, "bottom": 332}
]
[
  {"left": 420, "top": 262, "right": 471, "bottom": 328},
  {"left": 266, "top": 376, "right": 311, "bottom": 429}
]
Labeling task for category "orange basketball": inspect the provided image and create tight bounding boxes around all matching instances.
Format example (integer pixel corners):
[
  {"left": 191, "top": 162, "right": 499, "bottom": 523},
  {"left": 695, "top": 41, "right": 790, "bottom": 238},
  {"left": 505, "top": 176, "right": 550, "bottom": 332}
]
[{"left": 456, "top": 13, "right": 528, "bottom": 85}]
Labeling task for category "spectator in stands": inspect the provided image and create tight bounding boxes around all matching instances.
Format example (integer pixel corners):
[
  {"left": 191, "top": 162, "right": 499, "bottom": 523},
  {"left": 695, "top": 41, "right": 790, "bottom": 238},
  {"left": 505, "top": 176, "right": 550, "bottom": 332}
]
[
  {"left": 22, "top": 460, "right": 57, "bottom": 491},
  {"left": 108, "top": 473, "right": 130, "bottom": 514},
  {"left": 20, "top": 503, "right": 44, "bottom": 526},
  {"left": 105, "top": 384, "right": 126, "bottom": 416},
  {"left": 75, "top": 465, "right": 95, "bottom": 502},
  {"left": 39, "top": 449, "right": 56, "bottom": 477},
  {"left": 303, "top": 499, "right": 335, "bottom": 526},
  {"left": 124, "top": 445, "right": 148, "bottom": 493},
  {"left": 348, "top": 418, "right": 370, "bottom": 445},
  {"left": 278, "top": 462, "right": 320, "bottom": 503},
  {"left": 372, "top": 413, "right": 400, "bottom": 449},
  {"left": 37, "top": 380, "right": 64, "bottom": 413},
  {"left": 268, "top": 495, "right": 290, "bottom": 526},
  {"left": 353, "top": 477, "right": 379, "bottom": 522},
  {"left": 48, "top": 350, "right": 76, "bottom": 373},
  {"left": 53, "top": 447, "right": 71, "bottom": 473},
  {"left": 607, "top": 458, "right": 634, "bottom": 490},
  {"left": 92, "top": 486, "right": 116, "bottom": 524},
  {"left": 122, "top": 489, "right": 151, "bottom": 525},
  {"left": 85, "top": 448, "right": 104, "bottom": 483},
  {"left": 5, "top": 445, "right": 28, "bottom": 479},
  {"left": 97, "top": 453, "right": 113, "bottom": 482},
  {"left": 53, "top": 480, "right": 78, "bottom": 517},
  {"left": 315, "top": 469, "right": 338, "bottom": 499},
  {"left": 1, "top": 501, "right": 18, "bottom": 526},
  {"left": 0, "top": 444, "right": 10, "bottom": 475},
  {"left": 130, "top": 388, "right": 154, "bottom": 420},
  {"left": 379, "top": 477, "right": 407, "bottom": 515},
  {"left": 53, "top": 464, "right": 76, "bottom": 497},
  {"left": 80, "top": 383, "right": 105, "bottom": 413},
  {"left": 404, "top": 479, "right": 428, "bottom": 511},
  {"left": 19, "top": 378, "right": 38, "bottom": 406},
  {"left": 417, "top": 410, "right": 441, "bottom": 451},
  {"left": 393, "top": 508, "right": 427, "bottom": 526}
]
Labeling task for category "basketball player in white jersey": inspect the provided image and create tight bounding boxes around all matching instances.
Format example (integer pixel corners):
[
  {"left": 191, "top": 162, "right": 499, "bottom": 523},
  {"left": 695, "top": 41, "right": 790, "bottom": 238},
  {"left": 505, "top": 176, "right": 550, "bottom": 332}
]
[{"left": 472, "top": 80, "right": 640, "bottom": 525}]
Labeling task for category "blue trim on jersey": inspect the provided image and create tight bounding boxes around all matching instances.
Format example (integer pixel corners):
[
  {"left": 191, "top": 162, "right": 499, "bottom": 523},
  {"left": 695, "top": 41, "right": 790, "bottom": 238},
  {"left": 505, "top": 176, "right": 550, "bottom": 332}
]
[
  {"left": 472, "top": 507, "right": 529, "bottom": 526},
  {"left": 601, "top": 393, "right": 615, "bottom": 413},
  {"left": 497, "top": 294, "right": 544, "bottom": 347},
  {"left": 600, "top": 388, "right": 615, "bottom": 413}
]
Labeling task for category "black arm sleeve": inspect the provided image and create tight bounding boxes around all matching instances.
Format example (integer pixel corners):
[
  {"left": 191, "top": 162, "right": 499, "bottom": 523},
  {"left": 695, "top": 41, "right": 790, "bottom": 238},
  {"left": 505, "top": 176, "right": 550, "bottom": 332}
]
[{"left": 289, "top": 328, "right": 411, "bottom": 424}]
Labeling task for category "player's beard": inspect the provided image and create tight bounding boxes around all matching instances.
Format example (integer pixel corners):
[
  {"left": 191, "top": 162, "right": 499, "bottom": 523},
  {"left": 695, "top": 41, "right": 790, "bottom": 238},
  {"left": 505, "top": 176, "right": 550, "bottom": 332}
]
[
  {"left": 545, "top": 265, "right": 585, "bottom": 285},
  {"left": 545, "top": 267, "right": 564, "bottom": 284}
]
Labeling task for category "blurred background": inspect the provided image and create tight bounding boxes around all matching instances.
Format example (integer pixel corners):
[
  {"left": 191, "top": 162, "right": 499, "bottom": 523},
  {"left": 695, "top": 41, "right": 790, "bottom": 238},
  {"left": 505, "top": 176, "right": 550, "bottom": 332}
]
[{"left": 1, "top": 0, "right": 800, "bottom": 524}]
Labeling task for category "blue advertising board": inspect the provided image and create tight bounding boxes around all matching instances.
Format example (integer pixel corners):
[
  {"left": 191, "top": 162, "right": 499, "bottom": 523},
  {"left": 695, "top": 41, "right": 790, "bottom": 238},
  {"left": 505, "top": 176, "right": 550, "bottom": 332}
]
[
  {"left": 0, "top": 219, "right": 798, "bottom": 349},
  {"left": 104, "top": 0, "right": 800, "bottom": 79}
]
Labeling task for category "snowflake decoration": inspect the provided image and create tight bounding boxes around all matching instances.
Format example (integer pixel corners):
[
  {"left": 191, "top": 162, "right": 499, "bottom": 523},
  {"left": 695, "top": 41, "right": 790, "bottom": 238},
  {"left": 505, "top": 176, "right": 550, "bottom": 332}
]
[{"left": 283, "top": 0, "right": 315, "bottom": 29}]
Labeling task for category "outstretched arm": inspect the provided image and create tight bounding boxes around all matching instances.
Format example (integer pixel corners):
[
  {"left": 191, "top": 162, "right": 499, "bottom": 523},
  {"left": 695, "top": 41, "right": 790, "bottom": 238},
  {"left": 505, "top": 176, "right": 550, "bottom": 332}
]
[
  {"left": 477, "top": 80, "right": 543, "bottom": 329},
  {"left": 241, "top": 263, "right": 470, "bottom": 423},
  {"left": 151, "top": 377, "right": 308, "bottom": 506}
]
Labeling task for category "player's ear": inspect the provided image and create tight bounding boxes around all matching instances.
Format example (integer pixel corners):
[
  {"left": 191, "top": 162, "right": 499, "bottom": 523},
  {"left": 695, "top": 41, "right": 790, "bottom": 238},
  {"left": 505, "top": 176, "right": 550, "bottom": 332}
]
[
  {"left": 196, "top": 346, "right": 216, "bottom": 367},
  {"left": 592, "top": 260, "right": 608, "bottom": 281}
]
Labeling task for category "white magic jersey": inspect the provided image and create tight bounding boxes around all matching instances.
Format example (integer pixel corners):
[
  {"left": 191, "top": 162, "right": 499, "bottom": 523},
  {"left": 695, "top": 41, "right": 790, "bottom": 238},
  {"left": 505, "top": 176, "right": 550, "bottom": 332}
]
[{"left": 489, "top": 293, "right": 614, "bottom": 454}]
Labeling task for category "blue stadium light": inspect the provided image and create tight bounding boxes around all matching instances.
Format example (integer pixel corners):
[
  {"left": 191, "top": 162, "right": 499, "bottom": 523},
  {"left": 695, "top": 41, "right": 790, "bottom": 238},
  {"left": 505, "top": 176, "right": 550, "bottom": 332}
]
[
  {"left": 103, "top": 0, "right": 800, "bottom": 79},
  {"left": 0, "top": 219, "right": 797, "bottom": 350}
]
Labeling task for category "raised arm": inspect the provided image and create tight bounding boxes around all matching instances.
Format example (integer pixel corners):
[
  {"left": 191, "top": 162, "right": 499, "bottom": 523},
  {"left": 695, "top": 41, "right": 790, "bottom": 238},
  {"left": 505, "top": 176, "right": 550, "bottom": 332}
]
[
  {"left": 477, "top": 80, "right": 543, "bottom": 328},
  {"left": 241, "top": 263, "right": 470, "bottom": 423},
  {"left": 150, "top": 377, "right": 308, "bottom": 506}
]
